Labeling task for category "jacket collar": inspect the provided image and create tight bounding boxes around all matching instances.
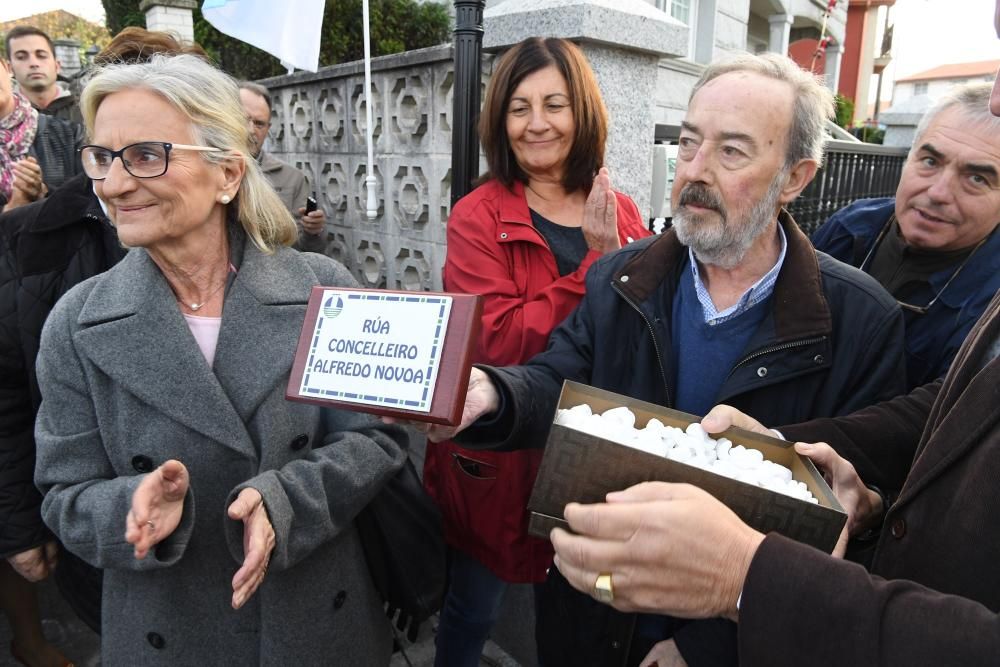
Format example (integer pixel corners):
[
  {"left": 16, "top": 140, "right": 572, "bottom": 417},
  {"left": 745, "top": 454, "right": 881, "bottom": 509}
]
[
  {"left": 73, "top": 228, "right": 315, "bottom": 459},
  {"left": 612, "top": 209, "right": 832, "bottom": 342},
  {"left": 495, "top": 180, "right": 548, "bottom": 246}
]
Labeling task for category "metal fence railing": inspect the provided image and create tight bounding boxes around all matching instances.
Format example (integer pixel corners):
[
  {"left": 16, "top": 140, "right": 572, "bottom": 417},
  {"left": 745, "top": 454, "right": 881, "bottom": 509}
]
[{"left": 785, "top": 141, "right": 908, "bottom": 235}]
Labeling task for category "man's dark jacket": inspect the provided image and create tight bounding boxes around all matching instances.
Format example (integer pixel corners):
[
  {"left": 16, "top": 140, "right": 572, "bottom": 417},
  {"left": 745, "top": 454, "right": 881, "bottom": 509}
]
[
  {"left": 0, "top": 172, "right": 123, "bottom": 631},
  {"left": 811, "top": 197, "right": 1000, "bottom": 390},
  {"left": 742, "top": 290, "right": 1000, "bottom": 665},
  {"left": 462, "top": 212, "right": 907, "bottom": 667}
]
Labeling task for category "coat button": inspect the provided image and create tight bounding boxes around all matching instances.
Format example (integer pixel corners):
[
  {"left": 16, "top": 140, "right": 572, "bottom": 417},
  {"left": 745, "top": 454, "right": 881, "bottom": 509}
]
[
  {"left": 147, "top": 632, "right": 165, "bottom": 649},
  {"left": 620, "top": 275, "right": 630, "bottom": 283},
  {"left": 756, "top": 367, "right": 768, "bottom": 377},
  {"left": 813, "top": 354, "right": 825, "bottom": 364},
  {"left": 132, "top": 455, "right": 154, "bottom": 473},
  {"left": 290, "top": 434, "right": 309, "bottom": 451},
  {"left": 611, "top": 640, "right": 621, "bottom": 650},
  {"left": 890, "top": 518, "right": 906, "bottom": 539},
  {"left": 499, "top": 232, "right": 508, "bottom": 239},
  {"left": 333, "top": 590, "right": 348, "bottom": 609}
]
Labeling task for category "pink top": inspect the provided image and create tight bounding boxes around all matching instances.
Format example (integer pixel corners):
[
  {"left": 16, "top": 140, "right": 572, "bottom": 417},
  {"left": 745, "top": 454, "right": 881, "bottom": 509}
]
[{"left": 183, "top": 313, "right": 222, "bottom": 366}]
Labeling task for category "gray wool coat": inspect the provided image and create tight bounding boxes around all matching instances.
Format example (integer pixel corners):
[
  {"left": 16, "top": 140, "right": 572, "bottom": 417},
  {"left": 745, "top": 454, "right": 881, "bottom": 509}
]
[{"left": 34, "top": 228, "right": 406, "bottom": 666}]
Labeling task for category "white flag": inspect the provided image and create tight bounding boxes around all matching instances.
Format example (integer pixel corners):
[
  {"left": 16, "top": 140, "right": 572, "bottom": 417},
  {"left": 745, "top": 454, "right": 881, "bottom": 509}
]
[{"left": 202, "top": 0, "right": 325, "bottom": 73}]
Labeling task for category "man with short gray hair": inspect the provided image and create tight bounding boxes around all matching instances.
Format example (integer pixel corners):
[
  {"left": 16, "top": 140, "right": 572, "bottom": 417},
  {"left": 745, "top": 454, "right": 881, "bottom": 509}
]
[
  {"left": 238, "top": 81, "right": 327, "bottom": 252},
  {"left": 812, "top": 82, "right": 1000, "bottom": 390}
]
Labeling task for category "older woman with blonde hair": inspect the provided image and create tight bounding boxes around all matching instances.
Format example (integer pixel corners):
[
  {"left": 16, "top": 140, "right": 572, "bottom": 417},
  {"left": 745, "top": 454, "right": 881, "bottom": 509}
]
[{"left": 32, "top": 53, "right": 406, "bottom": 665}]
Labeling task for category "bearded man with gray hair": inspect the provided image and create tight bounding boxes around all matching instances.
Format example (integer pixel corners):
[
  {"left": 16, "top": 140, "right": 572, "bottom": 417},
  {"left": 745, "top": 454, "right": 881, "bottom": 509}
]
[{"left": 422, "top": 53, "right": 907, "bottom": 666}]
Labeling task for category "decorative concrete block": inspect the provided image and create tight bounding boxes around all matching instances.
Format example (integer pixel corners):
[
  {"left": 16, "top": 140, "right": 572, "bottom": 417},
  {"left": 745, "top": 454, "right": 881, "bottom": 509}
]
[
  {"left": 286, "top": 86, "right": 317, "bottom": 154},
  {"left": 317, "top": 81, "right": 349, "bottom": 154},
  {"left": 392, "top": 242, "right": 437, "bottom": 292},
  {"left": 391, "top": 163, "right": 432, "bottom": 234},
  {"left": 387, "top": 72, "right": 432, "bottom": 152},
  {"left": 316, "top": 158, "right": 352, "bottom": 226},
  {"left": 323, "top": 227, "right": 356, "bottom": 272},
  {"left": 353, "top": 231, "right": 392, "bottom": 288},
  {"left": 261, "top": 46, "right": 476, "bottom": 290},
  {"left": 349, "top": 77, "right": 387, "bottom": 155}
]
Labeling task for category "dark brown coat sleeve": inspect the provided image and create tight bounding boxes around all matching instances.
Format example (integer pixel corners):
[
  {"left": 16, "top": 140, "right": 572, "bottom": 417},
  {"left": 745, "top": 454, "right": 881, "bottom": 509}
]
[
  {"left": 739, "top": 533, "right": 1000, "bottom": 666},
  {"left": 778, "top": 380, "right": 941, "bottom": 494}
]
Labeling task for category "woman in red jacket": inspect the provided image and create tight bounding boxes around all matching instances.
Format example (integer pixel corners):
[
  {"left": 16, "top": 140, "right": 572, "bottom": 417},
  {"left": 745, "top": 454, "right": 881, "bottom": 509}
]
[{"left": 423, "top": 36, "right": 650, "bottom": 666}]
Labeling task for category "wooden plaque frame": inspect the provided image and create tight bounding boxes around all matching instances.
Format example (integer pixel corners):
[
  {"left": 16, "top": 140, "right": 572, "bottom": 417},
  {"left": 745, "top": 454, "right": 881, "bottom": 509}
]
[{"left": 286, "top": 287, "right": 482, "bottom": 425}]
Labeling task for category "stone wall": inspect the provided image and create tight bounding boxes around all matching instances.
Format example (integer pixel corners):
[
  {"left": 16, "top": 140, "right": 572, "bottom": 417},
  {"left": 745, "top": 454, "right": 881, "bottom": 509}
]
[{"left": 260, "top": 44, "right": 490, "bottom": 292}]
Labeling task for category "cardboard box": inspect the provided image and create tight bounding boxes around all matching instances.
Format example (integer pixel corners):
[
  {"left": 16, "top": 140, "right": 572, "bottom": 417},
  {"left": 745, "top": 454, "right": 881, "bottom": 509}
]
[{"left": 527, "top": 381, "right": 847, "bottom": 553}]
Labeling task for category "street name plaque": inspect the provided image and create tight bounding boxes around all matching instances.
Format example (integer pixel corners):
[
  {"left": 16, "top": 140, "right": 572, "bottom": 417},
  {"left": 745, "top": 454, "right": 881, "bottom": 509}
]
[{"left": 287, "top": 287, "right": 482, "bottom": 425}]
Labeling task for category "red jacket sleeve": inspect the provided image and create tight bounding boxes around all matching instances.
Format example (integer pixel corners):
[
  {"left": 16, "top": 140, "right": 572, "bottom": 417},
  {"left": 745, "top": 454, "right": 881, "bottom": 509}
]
[{"left": 443, "top": 188, "right": 650, "bottom": 366}]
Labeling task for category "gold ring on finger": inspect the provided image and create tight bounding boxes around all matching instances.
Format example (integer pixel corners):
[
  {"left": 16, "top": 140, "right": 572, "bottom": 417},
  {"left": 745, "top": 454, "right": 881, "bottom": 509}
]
[{"left": 593, "top": 572, "right": 614, "bottom": 604}]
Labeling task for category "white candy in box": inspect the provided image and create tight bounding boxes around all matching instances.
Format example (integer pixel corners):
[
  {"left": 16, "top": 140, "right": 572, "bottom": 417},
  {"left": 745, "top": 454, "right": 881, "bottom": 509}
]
[{"left": 527, "top": 381, "right": 847, "bottom": 553}]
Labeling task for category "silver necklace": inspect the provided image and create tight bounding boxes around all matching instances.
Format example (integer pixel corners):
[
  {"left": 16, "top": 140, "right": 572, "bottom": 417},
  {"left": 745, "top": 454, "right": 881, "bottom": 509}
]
[{"left": 178, "top": 265, "right": 232, "bottom": 312}]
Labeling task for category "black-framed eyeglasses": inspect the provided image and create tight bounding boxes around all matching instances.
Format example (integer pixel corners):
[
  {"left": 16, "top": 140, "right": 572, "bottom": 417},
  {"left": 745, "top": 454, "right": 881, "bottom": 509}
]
[
  {"left": 79, "top": 142, "right": 222, "bottom": 180},
  {"left": 859, "top": 217, "right": 992, "bottom": 315}
]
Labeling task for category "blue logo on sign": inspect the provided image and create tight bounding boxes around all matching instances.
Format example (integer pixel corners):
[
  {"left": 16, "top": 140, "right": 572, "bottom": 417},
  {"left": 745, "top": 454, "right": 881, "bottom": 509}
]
[{"left": 323, "top": 295, "right": 344, "bottom": 318}]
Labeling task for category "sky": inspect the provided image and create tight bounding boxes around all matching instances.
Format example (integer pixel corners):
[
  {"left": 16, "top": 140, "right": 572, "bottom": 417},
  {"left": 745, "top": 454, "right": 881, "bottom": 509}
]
[
  {"left": 886, "top": 0, "right": 997, "bottom": 80},
  {"left": 1, "top": 0, "right": 997, "bottom": 86}
]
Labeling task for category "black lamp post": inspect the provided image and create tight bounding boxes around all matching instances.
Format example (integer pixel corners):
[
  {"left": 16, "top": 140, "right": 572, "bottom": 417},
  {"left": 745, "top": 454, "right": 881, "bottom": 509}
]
[{"left": 451, "top": 0, "right": 486, "bottom": 205}]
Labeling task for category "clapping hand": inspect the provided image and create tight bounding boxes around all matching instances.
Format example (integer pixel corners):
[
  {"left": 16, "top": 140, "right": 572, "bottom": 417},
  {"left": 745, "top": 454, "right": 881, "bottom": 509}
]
[
  {"left": 7, "top": 157, "right": 46, "bottom": 209},
  {"left": 582, "top": 167, "right": 620, "bottom": 254},
  {"left": 126, "top": 459, "right": 189, "bottom": 560},
  {"left": 228, "top": 487, "right": 275, "bottom": 609}
]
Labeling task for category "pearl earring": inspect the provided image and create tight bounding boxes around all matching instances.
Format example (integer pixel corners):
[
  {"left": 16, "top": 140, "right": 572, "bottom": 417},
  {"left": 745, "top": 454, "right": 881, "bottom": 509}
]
[{"left": 220, "top": 194, "right": 231, "bottom": 204}]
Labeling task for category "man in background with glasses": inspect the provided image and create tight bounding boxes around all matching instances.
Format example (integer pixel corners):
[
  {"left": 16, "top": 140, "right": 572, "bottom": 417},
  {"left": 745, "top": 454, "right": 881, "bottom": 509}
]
[
  {"left": 812, "top": 82, "right": 1000, "bottom": 391},
  {"left": 238, "top": 82, "right": 328, "bottom": 253}
]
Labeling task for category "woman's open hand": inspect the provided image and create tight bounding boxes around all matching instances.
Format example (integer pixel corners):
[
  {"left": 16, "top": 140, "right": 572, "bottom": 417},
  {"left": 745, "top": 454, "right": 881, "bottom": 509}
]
[
  {"left": 583, "top": 167, "right": 620, "bottom": 254},
  {"left": 228, "top": 487, "right": 275, "bottom": 609},
  {"left": 126, "top": 459, "right": 189, "bottom": 560}
]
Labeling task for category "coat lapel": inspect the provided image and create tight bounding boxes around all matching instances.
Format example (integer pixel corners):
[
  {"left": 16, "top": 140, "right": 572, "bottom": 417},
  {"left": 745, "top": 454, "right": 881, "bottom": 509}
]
[
  {"left": 212, "top": 243, "right": 317, "bottom": 424},
  {"left": 894, "top": 293, "right": 1000, "bottom": 507},
  {"left": 74, "top": 249, "right": 257, "bottom": 459}
]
